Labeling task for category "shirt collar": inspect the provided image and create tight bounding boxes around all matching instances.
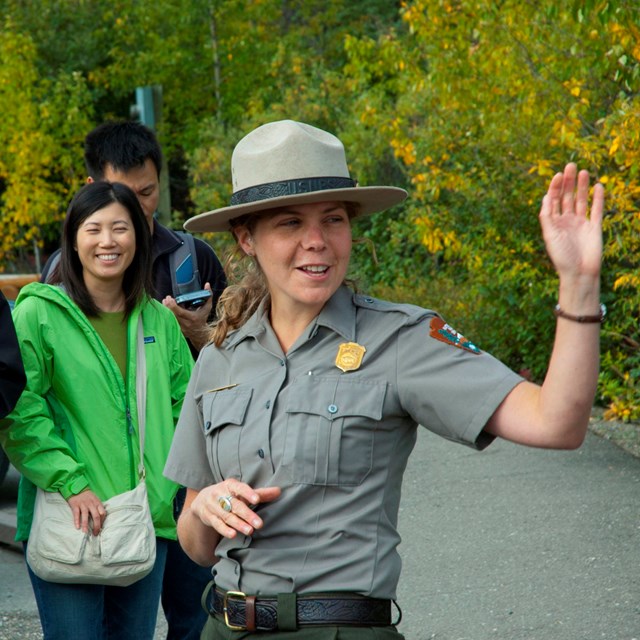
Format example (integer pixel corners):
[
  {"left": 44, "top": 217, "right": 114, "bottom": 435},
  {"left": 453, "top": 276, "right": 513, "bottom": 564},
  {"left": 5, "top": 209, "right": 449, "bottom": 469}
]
[
  {"left": 226, "top": 285, "right": 356, "bottom": 349},
  {"left": 313, "top": 285, "right": 356, "bottom": 341}
]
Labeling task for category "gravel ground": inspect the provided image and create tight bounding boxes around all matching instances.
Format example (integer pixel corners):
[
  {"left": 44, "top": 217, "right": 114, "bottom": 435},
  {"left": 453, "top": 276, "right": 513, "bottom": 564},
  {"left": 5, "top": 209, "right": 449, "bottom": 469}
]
[
  {"left": 0, "top": 611, "right": 168, "bottom": 639},
  {"left": 0, "top": 613, "right": 42, "bottom": 640}
]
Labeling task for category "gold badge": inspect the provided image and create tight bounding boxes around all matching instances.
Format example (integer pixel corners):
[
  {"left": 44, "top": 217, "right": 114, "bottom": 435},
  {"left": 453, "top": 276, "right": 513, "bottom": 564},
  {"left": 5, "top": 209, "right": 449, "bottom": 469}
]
[{"left": 335, "top": 342, "right": 366, "bottom": 372}]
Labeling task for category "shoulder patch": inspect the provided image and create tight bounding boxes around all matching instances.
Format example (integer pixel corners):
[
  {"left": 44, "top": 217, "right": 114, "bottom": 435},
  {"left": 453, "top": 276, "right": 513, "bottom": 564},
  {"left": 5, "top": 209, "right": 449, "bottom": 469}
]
[{"left": 429, "top": 317, "right": 481, "bottom": 354}]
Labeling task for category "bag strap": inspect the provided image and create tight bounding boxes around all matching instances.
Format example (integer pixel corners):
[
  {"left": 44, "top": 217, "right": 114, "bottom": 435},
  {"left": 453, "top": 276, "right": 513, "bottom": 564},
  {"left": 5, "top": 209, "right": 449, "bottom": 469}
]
[
  {"left": 43, "top": 250, "right": 61, "bottom": 283},
  {"left": 136, "top": 315, "right": 147, "bottom": 480},
  {"left": 170, "top": 231, "right": 201, "bottom": 297}
]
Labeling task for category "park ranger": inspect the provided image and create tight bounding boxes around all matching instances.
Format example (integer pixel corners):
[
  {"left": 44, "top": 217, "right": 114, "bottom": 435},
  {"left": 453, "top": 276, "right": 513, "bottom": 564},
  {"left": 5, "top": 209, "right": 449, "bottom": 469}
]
[{"left": 164, "top": 120, "right": 604, "bottom": 639}]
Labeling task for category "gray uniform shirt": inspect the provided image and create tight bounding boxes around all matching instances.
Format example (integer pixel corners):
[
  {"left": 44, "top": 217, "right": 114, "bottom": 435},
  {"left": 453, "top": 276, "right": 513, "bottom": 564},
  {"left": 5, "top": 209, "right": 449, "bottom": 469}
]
[{"left": 164, "top": 286, "right": 523, "bottom": 599}]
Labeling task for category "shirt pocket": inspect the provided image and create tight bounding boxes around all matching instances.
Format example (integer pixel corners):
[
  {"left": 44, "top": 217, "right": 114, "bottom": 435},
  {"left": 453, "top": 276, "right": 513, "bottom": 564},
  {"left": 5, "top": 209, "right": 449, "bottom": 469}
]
[
  {"left": 282, "top": 376, "right": 387, "bottom": 486},
  {"left": 202, "top": 386, "right": 253, "bottom": 482}
]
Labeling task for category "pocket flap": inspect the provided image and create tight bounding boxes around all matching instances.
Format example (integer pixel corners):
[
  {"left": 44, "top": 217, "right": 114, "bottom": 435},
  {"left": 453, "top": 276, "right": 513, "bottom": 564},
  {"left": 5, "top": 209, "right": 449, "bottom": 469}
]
[
  {"left": 286, "top": 376, "right": 386, "bottom": 421},
  {"left": 101, "top": 523, "right": 152, "bottom": 565},
  {"left": 202, "top": 386, "right": 253, "bottom": 434},
  {"left": 37, "top": 518, "right": 88, "bottom": 564}
]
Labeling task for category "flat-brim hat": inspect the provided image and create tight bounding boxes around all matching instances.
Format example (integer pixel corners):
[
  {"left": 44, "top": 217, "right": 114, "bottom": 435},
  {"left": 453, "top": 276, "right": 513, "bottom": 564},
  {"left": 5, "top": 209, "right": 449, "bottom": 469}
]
[{"left": 184, "top": 120, "right": 408, "bottom": 233}]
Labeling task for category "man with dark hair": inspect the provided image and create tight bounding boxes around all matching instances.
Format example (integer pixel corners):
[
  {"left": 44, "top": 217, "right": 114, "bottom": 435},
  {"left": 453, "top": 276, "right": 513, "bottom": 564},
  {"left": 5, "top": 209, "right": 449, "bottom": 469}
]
[
  {"left": 43, "top": 120, "right": 226, "bottom": 354},
  {"left": 40, "top": 121, "right": 225, "bottom": 639}
]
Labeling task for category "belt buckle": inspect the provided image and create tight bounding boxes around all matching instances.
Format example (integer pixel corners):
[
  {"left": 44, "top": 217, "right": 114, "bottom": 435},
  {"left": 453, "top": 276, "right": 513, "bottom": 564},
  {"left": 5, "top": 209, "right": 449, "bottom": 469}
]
[{"left": 223, "top": 590, "right": 247, "bottom": 630}]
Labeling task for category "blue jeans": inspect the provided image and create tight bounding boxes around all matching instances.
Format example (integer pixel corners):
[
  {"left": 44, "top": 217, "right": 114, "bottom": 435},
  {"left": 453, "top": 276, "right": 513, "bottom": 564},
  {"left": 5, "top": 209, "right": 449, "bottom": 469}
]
[
  {"left": 26, "top": 537, "right": 168, "bottom": 640},
  {"left": 161, "top": 488, "right": 212, "bottom": 639}
]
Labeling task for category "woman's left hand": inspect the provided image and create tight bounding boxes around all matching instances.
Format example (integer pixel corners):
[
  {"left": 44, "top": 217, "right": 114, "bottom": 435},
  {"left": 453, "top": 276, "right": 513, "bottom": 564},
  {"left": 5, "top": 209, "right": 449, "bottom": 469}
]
[
  {"left": 539, "top": 162, "right": 604, "bottom": 285},
  {"left": 67, "top": 489, "right": 107, "bottom": 536}
]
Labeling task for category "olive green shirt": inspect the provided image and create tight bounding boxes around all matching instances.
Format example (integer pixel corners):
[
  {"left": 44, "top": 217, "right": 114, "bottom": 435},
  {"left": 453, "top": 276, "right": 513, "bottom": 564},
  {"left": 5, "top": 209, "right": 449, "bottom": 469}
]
[
  {"left": 165, "top": 286, "right": 523, "bottom": 599},
  {"left": 88, "top": 311, "right": 127, "bottom": 378}
]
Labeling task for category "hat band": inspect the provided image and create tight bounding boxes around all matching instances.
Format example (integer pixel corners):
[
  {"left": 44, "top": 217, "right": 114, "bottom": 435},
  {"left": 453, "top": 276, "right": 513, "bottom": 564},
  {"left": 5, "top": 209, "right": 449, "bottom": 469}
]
[{"left": 230, "top": 177, "right": 357, "bottom": 206}]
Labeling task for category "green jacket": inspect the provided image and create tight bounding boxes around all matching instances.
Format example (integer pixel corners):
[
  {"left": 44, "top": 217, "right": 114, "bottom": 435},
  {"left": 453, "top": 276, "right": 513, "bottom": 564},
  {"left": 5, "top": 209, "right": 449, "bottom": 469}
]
[{"left": 0, "top": 283, "right": 194, "bottom": 541}]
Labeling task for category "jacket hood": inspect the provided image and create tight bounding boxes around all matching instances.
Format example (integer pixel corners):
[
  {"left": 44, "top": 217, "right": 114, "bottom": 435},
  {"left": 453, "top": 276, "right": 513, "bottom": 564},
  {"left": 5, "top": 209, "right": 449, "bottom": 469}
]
[
  {"left": 17, "top": 282, "right": 81, "bottom": 313},
  {"left": 15, "top": 282, "right": 149, "bottom": 325}
]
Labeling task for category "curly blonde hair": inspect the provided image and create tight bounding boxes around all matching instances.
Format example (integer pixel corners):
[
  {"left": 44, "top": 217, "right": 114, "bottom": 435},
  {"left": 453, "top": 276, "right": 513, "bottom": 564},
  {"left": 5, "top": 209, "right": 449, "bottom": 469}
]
[{"left": 210, "top": 246, "right": 268, "bottom": 346}]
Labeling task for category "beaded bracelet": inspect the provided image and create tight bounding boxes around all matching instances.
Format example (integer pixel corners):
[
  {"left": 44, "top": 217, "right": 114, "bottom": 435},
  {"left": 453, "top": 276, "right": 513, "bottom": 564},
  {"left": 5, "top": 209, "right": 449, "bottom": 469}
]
[{"left": 553, "top": 303, "right": 606, "bottom": 323}]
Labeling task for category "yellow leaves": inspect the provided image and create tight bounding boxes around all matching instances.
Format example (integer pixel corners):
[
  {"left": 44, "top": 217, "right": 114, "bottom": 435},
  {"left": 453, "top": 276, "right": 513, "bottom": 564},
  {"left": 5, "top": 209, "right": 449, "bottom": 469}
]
[
  {"left": 529, "top": 159, "right": 555, "bottom": 178},
  {"left": 613, "top": 273, "right": 640, "bottom": 292},
  {"left": 603, "top": 401, "right": 635, "bottom": 423},
  {"left": 415, "top": 214, "right": 462, "bottom": 256},
  {"left": 391, "top": 137, "right": 416, "bottom": 165},
  {"left": 608, "top": 129, "right": 622, "bottom": 157},
  {"left": 358, "top": 104, "right": 378, "bottom": 126}
]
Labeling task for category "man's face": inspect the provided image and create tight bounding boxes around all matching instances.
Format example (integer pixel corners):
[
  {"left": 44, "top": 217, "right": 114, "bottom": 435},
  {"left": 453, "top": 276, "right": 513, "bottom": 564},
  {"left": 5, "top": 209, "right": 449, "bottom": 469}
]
[{"left": 95, "top": 159, "right": 160, "bottom": 231}]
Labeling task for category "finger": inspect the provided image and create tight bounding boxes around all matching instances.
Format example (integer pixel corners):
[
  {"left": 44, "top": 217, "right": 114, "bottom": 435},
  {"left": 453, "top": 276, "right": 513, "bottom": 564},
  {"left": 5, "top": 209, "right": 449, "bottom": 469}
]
[
  {"left": 79, "top": 505, "right": 91, "bottom": 534},
  {"left": 539, "top": 193, "right": 552, "bottom": 222},
  {"left": 561, "top": 163, "right": 578, "bottom": 214},
  {"left": 219, "top": 509, "right": 261, "bottom": 537},
  {"left": 90, "top": 503, "right": 107, "bottom": 536},
  {"left": 211, "top": 514, "right": 245, "bottom": 539},
  {"left": 90, "top": 515, "right": 100, "bottom": 537},
  {"left": 575, "top": 170, "right": 590, "bottom": 218},
  {"left": 200, "top": 495, "right": 256, "bottom": 538},
  {"left": 255, "top": 486, "right": 282, "bottom": 503},
  {"left": 162, "top": 296, "right": 180, "bottom": 312},
  {"left": 590, "top": 182, "right": 605, "bottom": 227},
  {"left": 216, "top": 484, "right": 271, "bottom": 525},
  {"left": 223, "top": 480, "right": 261, "bottom": 506},
  {"left": 72, "top": 505, "right": 82, "bottom": 530},
  {"left": 546, "top": 173, "right": 564, "bottom": 217}
]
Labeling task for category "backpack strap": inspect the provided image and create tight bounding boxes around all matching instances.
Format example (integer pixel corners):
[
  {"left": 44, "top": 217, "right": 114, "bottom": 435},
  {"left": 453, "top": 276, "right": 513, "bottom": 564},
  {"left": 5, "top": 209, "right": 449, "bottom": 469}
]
[
  {"left": 42, "top": 251, "right": 62, "bottom": 284},
  {"left": 170, "top": 231, "right": 202, "bottom": 297}
]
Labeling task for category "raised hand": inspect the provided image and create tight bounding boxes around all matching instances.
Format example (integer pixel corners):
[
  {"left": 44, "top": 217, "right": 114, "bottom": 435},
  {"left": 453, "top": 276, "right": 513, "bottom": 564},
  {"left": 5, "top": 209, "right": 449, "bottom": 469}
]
[{"left": 539, "top": 162, "right": 604, "bottom": 284}]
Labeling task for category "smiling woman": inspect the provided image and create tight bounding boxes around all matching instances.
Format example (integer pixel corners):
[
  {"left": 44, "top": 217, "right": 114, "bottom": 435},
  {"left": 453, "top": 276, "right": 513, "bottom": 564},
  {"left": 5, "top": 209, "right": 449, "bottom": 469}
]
[
  {"left": 163, "top": 119, "right": 603, "bottom": 640},
  {"left": 74, "top": 202, "right": 136, "bottom": 309},
  {"left": 0, "top": 180, "right": 195, "bottom": 639},
  {"left": 232, "top": 201, "right": 353, "bottom": 351},
  {"left": 51, "top": 182, "right": 152, "bottom": 318}
]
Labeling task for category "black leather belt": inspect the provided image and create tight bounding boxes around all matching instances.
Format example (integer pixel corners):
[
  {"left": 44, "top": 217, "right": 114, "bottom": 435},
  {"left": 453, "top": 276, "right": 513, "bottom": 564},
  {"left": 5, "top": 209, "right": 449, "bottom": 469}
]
[{"left": 210, "top": 587, "right": 393, "bottom": 631}]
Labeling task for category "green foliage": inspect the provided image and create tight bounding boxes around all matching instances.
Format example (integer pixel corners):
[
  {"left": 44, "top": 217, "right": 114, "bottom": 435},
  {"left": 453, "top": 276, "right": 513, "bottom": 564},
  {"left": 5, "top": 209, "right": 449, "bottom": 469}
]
[
  {"left": 0, "top": 0, "right": 638, "bottom": 417},
  {"left": 344, "top": 0, "right": 640, "bottom": 411},
  {"left": 0, "top": 21, "right": 91, "bottom": 268}
]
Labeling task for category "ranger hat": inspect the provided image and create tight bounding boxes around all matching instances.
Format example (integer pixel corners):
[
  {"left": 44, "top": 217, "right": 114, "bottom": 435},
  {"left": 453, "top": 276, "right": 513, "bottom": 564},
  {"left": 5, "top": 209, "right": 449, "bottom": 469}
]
[{"left": 184, "top": 119, "right": 408, "bottom": 233}]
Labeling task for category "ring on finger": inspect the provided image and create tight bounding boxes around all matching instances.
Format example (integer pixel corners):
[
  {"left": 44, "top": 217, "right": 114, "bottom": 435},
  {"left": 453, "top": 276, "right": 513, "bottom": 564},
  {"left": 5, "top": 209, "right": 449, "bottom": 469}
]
[{"left": 218, "top": 495, "right": 234, "bottom": 513}]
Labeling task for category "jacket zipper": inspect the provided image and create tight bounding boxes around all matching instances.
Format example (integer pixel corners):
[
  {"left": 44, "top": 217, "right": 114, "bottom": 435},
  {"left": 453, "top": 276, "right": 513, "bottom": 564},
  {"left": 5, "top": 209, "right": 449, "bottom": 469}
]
[{"left": 124, "top": 317, "right": 137, "bottom": 488}]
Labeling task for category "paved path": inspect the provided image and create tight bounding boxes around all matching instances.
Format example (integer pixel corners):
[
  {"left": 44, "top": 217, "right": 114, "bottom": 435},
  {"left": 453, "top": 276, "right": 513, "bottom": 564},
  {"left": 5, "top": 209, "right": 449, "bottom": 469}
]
[
  {"left": 396, "top": 430, "right": 640, "bottom": 639},
  {"left": 1, "top": 430, "right": 639, "bottom": 639}
]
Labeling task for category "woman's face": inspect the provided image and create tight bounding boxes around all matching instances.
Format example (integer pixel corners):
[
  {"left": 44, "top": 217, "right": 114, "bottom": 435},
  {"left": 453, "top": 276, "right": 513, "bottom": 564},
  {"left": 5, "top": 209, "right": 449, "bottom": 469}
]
[
  {"left": 236, "top": 201, "right": 352, "bottom": 317},
  {"left": 75, "top": 202, "right": 136, "bottom": 290}
]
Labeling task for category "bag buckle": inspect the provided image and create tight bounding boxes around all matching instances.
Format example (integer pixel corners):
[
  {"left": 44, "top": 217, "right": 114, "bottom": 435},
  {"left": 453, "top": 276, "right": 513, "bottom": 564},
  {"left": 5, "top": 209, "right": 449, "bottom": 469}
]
[{"left": 223, "top": 590, "right": 247, "bottom": 630}]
